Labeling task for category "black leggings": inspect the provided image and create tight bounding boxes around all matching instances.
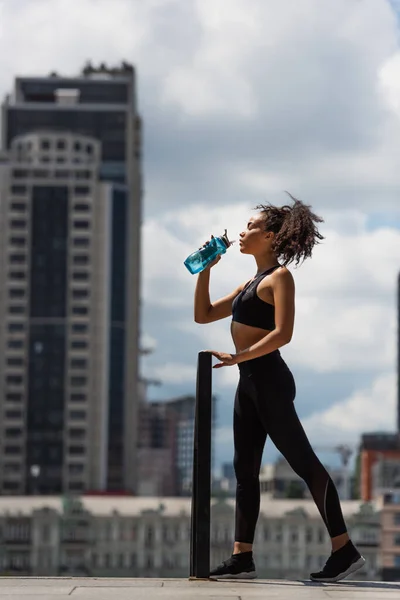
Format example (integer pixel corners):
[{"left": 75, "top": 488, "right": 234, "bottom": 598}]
[{"left": 233, "top": 350, "right": 347, "bottom": 544}]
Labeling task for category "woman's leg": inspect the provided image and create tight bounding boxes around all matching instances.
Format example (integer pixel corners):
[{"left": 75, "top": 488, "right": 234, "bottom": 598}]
[
  {"left": 252, "top": 365, "right": 348, "bottom": 548},
  {"left": 233, "top": 375, "right": 267, "bottom": 549}
]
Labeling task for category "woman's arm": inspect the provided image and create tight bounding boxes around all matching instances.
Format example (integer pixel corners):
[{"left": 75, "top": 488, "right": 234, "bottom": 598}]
[
  {"left": 194, "top": 267, "right": 244, "bottom": 324},
  {"left": 235, "top": 268, "right": 295, "bottom": 362}
]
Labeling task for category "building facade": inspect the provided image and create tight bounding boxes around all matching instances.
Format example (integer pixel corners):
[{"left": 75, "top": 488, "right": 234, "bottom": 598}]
[
  {"left": 0, "top": 63, "right": 142, "bottom": 494},
  {"left": 0, "top": 496, "right": 381, "bottom": 580},
  {"left": 381, "top": 490, "right": 400, "bottom": 580}
]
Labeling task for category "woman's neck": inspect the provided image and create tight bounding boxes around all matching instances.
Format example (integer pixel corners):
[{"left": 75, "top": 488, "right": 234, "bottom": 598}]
[{"left": 254, "top": 253, "right": 279, "bottom": 275}]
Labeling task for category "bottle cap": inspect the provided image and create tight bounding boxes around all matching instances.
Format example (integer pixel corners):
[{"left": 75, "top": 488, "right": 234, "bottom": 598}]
[{"left": 220, "top": 229, "right": 235, "bottom": 248}]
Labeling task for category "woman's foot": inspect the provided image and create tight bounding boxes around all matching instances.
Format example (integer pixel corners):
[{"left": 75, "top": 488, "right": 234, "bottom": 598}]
[
  {"left": 209, "top": 551, "right": 257, "bottom": 580},
  {"left": 310, "top": 540, "right": 366, "bottom": 583}
]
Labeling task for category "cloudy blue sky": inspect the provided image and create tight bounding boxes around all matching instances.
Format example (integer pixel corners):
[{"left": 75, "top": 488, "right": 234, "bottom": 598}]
[{"left": 0, "top": 0, "right": 399, "bottom": 475}]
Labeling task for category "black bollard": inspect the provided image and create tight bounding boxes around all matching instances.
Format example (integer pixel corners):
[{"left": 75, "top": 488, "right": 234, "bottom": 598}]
[{"left": 190, "top": 351, "right": 212, "bottom": 579}]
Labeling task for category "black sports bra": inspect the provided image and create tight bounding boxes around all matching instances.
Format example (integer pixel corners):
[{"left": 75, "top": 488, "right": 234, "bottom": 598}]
[{"left": 231, "top": 265, "right": 281, "bottom": 330}]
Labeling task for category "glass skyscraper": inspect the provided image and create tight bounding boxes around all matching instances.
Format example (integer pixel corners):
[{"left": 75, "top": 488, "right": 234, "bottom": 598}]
[{"left": 0, "top": 63, "right": 142, "bottom": 495}]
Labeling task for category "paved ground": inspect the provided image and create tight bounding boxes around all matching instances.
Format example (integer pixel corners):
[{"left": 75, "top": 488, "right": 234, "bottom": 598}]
[{"left": 0, "top": 578, "right": 399, "bottom": 600}]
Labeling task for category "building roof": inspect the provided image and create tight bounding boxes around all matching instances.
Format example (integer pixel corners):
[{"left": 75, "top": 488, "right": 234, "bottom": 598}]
[{"left": 0, "top": 495, "right": 382, "bottom": 518}]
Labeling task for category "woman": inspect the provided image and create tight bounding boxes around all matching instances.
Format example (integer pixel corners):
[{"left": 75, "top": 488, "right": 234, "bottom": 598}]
[{"left": 194, "top": 194, "right": 365, "bottom": 583}]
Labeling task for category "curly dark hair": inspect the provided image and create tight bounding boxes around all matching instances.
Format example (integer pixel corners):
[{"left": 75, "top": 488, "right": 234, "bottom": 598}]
[{"left": 254, "top": 192, "right": 324, "bottom": 266}]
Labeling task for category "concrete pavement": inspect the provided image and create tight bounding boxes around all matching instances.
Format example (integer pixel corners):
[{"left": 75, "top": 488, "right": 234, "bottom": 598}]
[{"left": 0, "top": 578, "right": 399, "bottom": 600}]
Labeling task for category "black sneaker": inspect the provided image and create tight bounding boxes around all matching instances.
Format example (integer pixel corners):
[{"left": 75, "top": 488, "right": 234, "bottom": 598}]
[
  {"left": 209, "top": 552, "right": 257, "bottom": 580},
  {"left": 310, "top": 540, "right": 366, "bottom": 583}
]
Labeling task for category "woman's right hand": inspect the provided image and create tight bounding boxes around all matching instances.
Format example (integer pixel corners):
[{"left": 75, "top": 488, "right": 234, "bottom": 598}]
[
  {"left": 200, "top": 235, "right": 222, "bottom": 271},
  {"left": 204, "top": 254, "right": 221, "bottom": 270}
]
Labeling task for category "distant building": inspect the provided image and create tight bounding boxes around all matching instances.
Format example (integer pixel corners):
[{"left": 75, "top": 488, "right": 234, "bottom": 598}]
[
  {"left": 360, "top": 433, "right": 400, "bottom": 501},
  {"left": 380, "top": 490, "right": 400, "bottom": 580},
  {"left": 137, "top": 395, "right": 217, "bottom": 496},
  {"left": 259, "top": 457, "right": 356, "bottom": 501},
  {"left": 0, "top": 495, "right": 381, "bottom": 579}
]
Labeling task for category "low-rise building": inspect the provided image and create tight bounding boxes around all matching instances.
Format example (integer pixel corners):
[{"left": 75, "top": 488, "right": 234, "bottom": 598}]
[{"left": 0, "top": 495, "right": 381, "bottom": 579}]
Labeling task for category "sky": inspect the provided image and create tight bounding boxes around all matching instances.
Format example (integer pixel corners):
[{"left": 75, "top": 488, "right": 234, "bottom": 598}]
[{"left": 0, "top": 0, "right": 399, "bottom": 476}]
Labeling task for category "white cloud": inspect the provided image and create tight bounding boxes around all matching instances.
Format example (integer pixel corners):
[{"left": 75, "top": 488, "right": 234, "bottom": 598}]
[
  {"left": 148, "top": 362, "right": 197, "bottom": 385},
  {"left": 145, "top": 201, "right": 400, "bottom": 374},
  {"left": 301, "top": 372, "right": 396, "bottom": 447}
]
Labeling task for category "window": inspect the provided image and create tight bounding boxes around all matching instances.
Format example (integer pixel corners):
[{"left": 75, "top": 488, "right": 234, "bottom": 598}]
[
  {"left": 76, "top": 170, "right": 91, "bottom": 180},
  {"left": 72, "top": 237, "right": 89, "bottom": 247},
  {"left": 70, "top": 393, "right": 86, "bottom": 402},
  {"left": 306, "top": 528, "right": 313, "bottom": 543},
  {"left": 9, "top": 289, "right": 25, "bottom": 299},
  {"left": 68, "top": 463, "right": 84, "bottom": 474},
  {"left": 55, "top": 170, "right": 69, "bottom": 179},
  {"left": 74, "top": 186, "right": 90, "bottom": 196},
  {"left": 6, "top": 392, "right": 23, "bottom": 402},
  {"left": 8, "top": 323, "right": 25, "bottom": 332},
  {"left": 12, "top": 169, "right": 29, "bottom": 178},
  {"left": 7, "top": 375, "right": 23, "bottom": 385},
  {"left": 41, "top": 139, "right": 50, "bottom": 150},
  {"left": 72, "top": 306, "right": 88, "bottom": 316},
  {"left": 72, "top": 289, "right": 89, "bottom": 300},
  {"left": 56, "top": 156, "right": 66, "bottom": 163},
  {"left": 9, "top": 253, "right": 26, "bottom": 264},
  {"left": 71, "top": 358, "right": 87, "bottom": 369},
  {"left": 33, "top": 170, "right": 49, "bottom": 178},
  {"left": 71, "top": 323, "right": 88, "bottom": 334},
  {"left": 10, "top": 237, "right": 26, "bottom": 247},
  {"left": 9, "top": 306, "right": 25, "bottom": 315},
  {"left": 10, "top": 202, "right": 26, "bottom": 212},
  {"left": 8, "top": 340, "right": 24, "bottom": 349},
  {"left": 68, "top": 446, "right": 85, "bottom": 456},
  {"left": 86, "top": 144, "right": 93, "bottom": 155},
  {"left": 72, "top": 255, "right": 89, "bottom": 266},
  {"left": 73, "top": 220, "right": 89, "bottom": 230},
  {"left": 10, "top": 219, "right": 26, "bottom": 229},
  {"left": 72, "top": 272, "right": 89, "bottom": 281},
  {"left": 71, "top": 340, "right": 87, "bottom": 350},
  {"left": 9, "top": 271, "right": 26, "bottom": 280},
  {"left": 70, "top": 376, "right": 86, "bottom": 387},
  {"left": 5, "top": 427, "right": 22, "bottom": 438},
  {"left": 7, "top": 357, "right": 24, "bottom": 367},
  {"left": 74, "top": 141, "right": 82, "bottom": 151},
  {"left": 2, "top": 481, "right": 20, "bottom": 491},
  {"left": 395, "top": 513, "right": 400, "bottom": 526},
  {"left": 69, "top": 428, "right": 85, "bottom": 440},
  {"left": 395, "top": 555, "right": 400, "bottom": 567},
  {"left": 73, "top": 203, "right": 90, "bottom": 212},
  {"left": 70, "top": 410, "right": 86, "bottom": 420},
  {"left": 3, "top": 463, "right": 21, "bottom": 474},
  {"left": 57, "top": 139, "right": 66, "bottom": 150},
  {"left": 4, "top": 446, "right": 21, "bottom": 455},
  {"left": 10, "top": 185, "right": 27, "bottom": 195},
  {"left": 6, "top": 410, "right": 22, "bottom": 419},
  {"left": 41, "top": 156, "right": 50, "bottom": 163},
  {"left": 394, "top": 534, "right": 400, "bottom": 546},
  {"left": 69, "top": 481, "right": 84, "bottom": 491}
]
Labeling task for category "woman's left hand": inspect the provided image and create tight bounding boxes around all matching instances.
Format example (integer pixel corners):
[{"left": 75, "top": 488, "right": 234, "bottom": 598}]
[{"left": 206, "top": 350, "right": 239, "bottom": 368}]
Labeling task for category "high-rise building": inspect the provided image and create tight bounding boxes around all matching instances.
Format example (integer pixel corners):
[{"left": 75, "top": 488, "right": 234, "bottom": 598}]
[
  {"left": 137, "top": 395, "right": 217, "bottom": 497},
  {"left": 0, "top": 63, "right": 142, "bottom": 495}
]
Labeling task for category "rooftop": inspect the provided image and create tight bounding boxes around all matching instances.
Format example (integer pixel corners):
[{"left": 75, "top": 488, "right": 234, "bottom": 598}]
[
  {"left": 0, "top": 495, "right": 382, "bottom": 517},
  {"left": 1, "top": 577, "right": 399, "bottom": 600}
]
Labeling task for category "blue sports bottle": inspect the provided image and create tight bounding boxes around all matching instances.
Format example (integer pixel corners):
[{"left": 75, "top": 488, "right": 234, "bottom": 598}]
[{"left": 184, "top": 229, "right": 234, "bottom": 274}]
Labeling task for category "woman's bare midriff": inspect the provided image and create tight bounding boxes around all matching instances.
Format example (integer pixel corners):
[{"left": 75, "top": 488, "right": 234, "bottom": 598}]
[{"left": 231, "top": 320, "right": 272, "bottom": 354}]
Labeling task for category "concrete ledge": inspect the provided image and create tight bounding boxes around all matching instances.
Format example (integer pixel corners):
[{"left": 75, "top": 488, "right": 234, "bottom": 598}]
[{"left": 0, "top": 578, "right": 399, "bottom": 599}]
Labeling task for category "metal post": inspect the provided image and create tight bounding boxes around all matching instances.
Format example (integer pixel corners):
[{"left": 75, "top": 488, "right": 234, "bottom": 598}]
[{"left": 190, "top": 351, "right": 212, "bottom": 579}]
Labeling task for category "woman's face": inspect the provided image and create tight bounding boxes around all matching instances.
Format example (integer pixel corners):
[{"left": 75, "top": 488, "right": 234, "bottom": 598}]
[{"left": 239, "top": 214, "right": 274, "bottom": 255}]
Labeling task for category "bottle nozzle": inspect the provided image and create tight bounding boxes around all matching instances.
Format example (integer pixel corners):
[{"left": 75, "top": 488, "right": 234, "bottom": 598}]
[{"left": 221, "top": 229, "right": 234, "bottom": 248}]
